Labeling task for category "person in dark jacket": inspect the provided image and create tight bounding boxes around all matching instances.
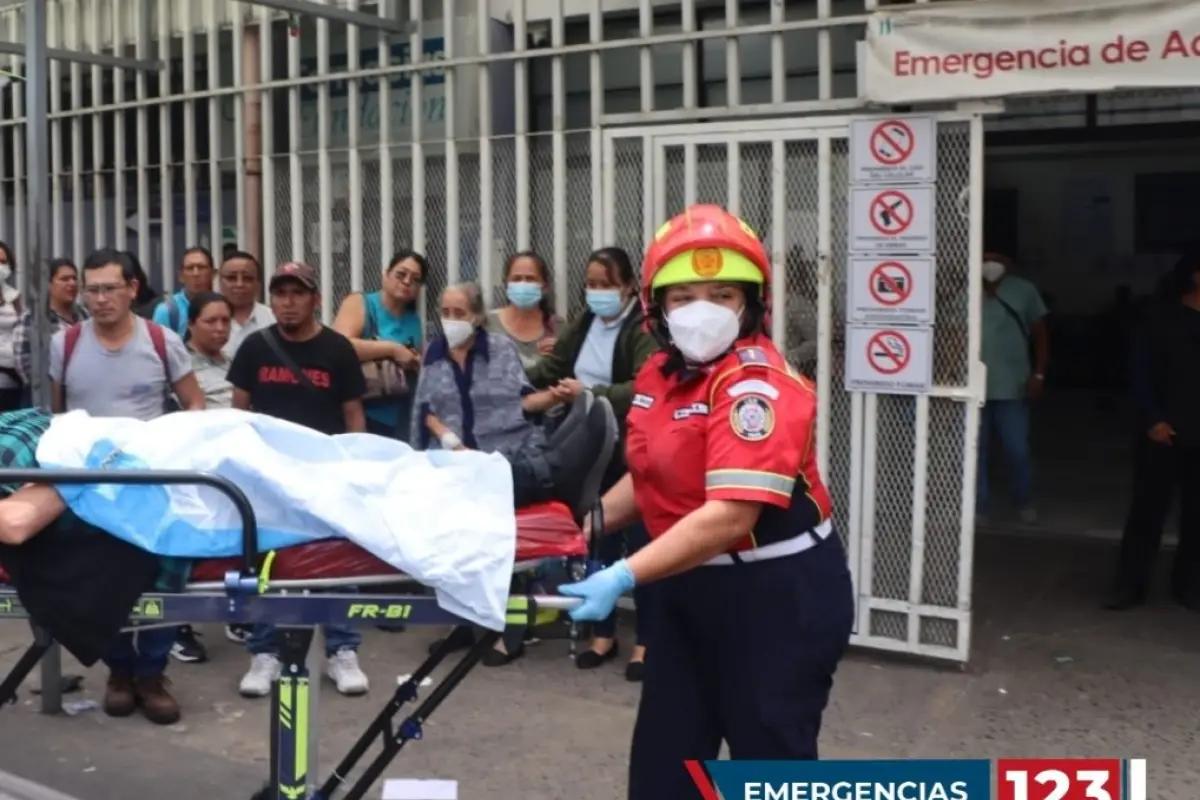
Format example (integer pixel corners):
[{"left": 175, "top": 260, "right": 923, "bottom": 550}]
[
  {"left": 526, "top": 247, "right": 660, "bottom": 677},
  {"left": 125, "top": 251, "right": 162, "bottom": 319},
  {"left": 1107, "top": 252, "right": 1200, "bottom": 611}
]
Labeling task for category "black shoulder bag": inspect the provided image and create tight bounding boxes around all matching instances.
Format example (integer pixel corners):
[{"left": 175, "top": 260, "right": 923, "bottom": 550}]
[
  {"left": 992, "top": 294, "right": 1037, "bottom": 368},
  {"left": 262, "top": 328, "right": 321, "bottom": 394}
]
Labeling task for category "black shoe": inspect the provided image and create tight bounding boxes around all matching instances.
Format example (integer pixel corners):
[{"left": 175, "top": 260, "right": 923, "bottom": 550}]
[
  {"left": 575, "top": 641, "right": 619, "bottom": 670},
  {"left": 428, "top": 626, "right": 476, "bottom": 656},
  {"left": 624, "top": 659, "right": 645, "bottom": 683},
  {"left": 170, "top": 625, "right": 208, "bottom": 663},
  {"left": 482, "top": 643, "right": 525, "bottom": 667},
  {"left": 1103, "top": 588, "right": 1146, "bottom": 611}
]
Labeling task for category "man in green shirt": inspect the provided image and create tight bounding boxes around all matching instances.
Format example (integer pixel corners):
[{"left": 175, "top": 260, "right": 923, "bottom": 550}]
[{"left": 978, "top": 254, "right": 1050, "bottom": 525}]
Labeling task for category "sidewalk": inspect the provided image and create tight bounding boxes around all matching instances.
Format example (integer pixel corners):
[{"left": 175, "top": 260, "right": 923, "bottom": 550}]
[{"left": 0, "top": 530, "right": 1195, "bottom": 798}]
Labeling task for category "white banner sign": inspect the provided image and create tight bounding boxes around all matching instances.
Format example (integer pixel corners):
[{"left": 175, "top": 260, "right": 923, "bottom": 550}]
[{"left": 861, "top": 0, "right": 1200, "bottom": 104}]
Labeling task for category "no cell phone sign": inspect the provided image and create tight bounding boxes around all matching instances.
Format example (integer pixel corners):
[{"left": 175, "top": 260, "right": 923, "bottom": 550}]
[{"left": 850, "top": 115, "right": 937, "bottom": 183}]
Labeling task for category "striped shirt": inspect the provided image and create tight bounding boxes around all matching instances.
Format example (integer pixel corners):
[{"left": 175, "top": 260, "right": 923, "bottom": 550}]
[{"left": 13, "top": 304, "right": 89, "bottom": 385}]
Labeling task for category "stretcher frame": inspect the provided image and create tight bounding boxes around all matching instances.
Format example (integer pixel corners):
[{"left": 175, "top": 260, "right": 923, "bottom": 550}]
[{"left": 0, "top": 469, "right": 599, "bottom": 800}]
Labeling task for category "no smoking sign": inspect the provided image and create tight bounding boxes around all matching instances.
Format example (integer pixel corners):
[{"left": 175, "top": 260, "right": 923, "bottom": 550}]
[
  {"left": 850, "top": 115, "right": 937, "bottom": 183},
  {"left": 844, "top": 325, "right": 934, "bottom": 396}
]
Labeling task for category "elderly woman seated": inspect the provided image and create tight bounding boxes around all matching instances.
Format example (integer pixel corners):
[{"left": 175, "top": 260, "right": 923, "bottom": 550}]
[
  {"left": 412, "top": 282, "right": 615, "bottom": 520},
  {"left": 413, "top": 283, "right": 617, "bottom": 666}
]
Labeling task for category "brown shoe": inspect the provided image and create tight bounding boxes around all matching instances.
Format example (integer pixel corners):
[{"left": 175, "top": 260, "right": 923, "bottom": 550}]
[
  {"left": 134, "top": 674, "right": 181, "bottom": 725},
  {"left": 103, "top": 672, "right": 137, "bottom": 717}
]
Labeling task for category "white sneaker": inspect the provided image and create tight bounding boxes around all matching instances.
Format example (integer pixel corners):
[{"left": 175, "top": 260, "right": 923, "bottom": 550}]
[
  {"left": 326, "top": 649, "right": 369, "bottom": 696},
  {"left": 239, "top": 653, "right": 282, "bottom": 698}
]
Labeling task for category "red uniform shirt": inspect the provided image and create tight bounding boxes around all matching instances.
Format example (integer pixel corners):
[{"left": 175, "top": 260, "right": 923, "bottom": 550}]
[{"left": 625, "top": 334, "right": 833, "bottom": 552}]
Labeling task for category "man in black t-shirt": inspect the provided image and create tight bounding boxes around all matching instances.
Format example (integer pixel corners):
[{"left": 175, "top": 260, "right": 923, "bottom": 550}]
[
  {"left": 226, "top": 261, "right": 372, "bottom": 698},
  {"left": 228, "top": 261, "right": 367, "bottom": 435}
]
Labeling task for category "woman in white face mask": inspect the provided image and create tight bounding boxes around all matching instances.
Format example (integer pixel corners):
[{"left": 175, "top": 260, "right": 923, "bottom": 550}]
[
  {"left": 557, "top": 204, "right": 854, "bottom": 798},
  {"left": 411, "top": 283, "right": 621, "bottom": 666}
]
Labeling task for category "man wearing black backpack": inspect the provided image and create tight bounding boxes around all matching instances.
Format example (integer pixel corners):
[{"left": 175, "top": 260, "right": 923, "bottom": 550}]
[{"left": 977, "top": 252, "right": 1050, "bottom": 528}]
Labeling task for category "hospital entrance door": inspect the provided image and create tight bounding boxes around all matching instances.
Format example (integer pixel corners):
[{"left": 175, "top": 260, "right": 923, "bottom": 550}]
[{"left": 601, "top": 114, "right": 986, "bottom": 663}]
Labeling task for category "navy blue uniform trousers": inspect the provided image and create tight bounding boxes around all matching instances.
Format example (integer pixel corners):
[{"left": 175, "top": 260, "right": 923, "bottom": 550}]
[{"left": 627, "top": 532, "right": 854, "bottom": 799}]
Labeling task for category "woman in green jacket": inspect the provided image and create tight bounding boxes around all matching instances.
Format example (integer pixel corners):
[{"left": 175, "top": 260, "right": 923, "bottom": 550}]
[{"left": 525, "top": 246, "right": 660, "bottom": 678}]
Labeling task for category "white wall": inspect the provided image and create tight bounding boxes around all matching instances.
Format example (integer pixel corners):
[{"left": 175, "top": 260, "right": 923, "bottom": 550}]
[{"left": 985, "top": 139, "right": 1200, "bottom": 314}]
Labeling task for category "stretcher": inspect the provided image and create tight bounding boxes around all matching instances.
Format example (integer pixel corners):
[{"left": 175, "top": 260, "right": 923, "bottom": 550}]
[{"left": 0, "top": 469, "right": 599, "bottom": 800}]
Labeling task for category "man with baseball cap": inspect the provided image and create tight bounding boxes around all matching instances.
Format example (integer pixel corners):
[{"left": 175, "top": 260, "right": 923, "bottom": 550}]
[{"left": 226, "top": 261, "right": 372, "bottom": 697}]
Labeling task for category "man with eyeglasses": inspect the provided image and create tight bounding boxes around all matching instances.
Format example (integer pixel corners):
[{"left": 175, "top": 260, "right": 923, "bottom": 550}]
[
  {"left": 152, "top": 245, "right": 216, "bottom": 337},
  {"left": 46, "top": 248, "right": 205, "bottom": 727},
  {"left": 219, "top": 249, "right": 275, "bottom": 358}
]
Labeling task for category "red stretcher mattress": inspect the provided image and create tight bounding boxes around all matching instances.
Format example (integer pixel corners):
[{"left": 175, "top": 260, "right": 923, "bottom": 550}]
[
  {"left": 0, "top": 502, "right": 585, "bottom": 586},
  {"left": 189, "top": 500, "right": 584, "bottom": 582}
]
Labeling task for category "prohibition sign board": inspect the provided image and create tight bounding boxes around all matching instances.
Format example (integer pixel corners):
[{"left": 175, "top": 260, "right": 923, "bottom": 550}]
[
  {"left": 868, "top": 261, "right": 912, "bottom": 306},
  {"left": 870, "top": 120, "right": 915, "bottom": 166},
  {"left": 869, "top": 190, "right": 914, "bottom": 236},
  {"left": 844, "top": 325, "right": 934, "bottom": 395},
  {"left": 848, "top": 185, "right": 936, "bottom": 254},
  {"left": 847, "top": 257, "right": 935, "bottom": 325},
  {"left": 867, "top": 330, "right": 909, "bottom": 375},
  {"left": 850, "top": 115, "right": 937, "bottom": 183}
]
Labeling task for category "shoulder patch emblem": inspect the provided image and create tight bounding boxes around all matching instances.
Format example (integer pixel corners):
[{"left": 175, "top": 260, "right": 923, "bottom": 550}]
[
  {"left": 726, "top": 378, "right": 780, "bottom": 401},
  {"left": 730, "top": 395, "right": 774, "bottom": 442},
  {"left": 631, "top": 393, "right": 655, "bottom": 409},
  {"left": 736, "top": 347, "right": 770, "bottom": 365}
]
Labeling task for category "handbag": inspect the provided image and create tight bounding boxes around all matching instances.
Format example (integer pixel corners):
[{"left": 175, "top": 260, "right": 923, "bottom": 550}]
[{"left": 359, "top": 293, "right": 409, "bottom": 403}]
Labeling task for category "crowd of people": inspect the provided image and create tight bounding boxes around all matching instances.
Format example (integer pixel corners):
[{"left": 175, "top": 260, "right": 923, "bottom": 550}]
[{"left": 0, "top": 240, "right": 659, "bottom": 727}]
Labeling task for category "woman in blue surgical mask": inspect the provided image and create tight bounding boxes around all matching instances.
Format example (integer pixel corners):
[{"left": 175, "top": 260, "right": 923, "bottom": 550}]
[
  {"left": 484, "top": 251, "right": 564, "bottom": 370},
  {"left": 521, "top": 246, "right": 661, "bottom": 679}
]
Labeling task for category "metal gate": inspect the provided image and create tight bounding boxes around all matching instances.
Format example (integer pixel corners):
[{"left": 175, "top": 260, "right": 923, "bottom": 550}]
[{"left": 603, "top": 113, "right": 985, "bottom": 662}]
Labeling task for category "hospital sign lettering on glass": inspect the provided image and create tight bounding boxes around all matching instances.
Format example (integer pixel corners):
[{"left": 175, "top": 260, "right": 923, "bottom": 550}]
[{"left": 297, "top": 38, "right": 448, "bottom": 147}]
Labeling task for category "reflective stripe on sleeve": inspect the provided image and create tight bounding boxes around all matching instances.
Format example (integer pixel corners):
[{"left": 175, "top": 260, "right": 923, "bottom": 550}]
[{"left": 705, "top": 469, "right": 795, "bottom": 498}]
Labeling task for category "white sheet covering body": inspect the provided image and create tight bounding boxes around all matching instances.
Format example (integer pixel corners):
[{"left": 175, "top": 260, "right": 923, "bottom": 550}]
[{"left": 35, "top": 409, "right": 518, "bottom": 630}]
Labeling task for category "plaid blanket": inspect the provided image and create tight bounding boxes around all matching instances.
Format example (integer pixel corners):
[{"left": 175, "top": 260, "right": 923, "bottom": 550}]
[{"left": 0, "top": 408, "right": 191, "bottom": 590}]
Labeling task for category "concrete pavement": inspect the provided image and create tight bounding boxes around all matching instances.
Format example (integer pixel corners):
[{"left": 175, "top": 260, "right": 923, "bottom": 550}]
[{"left": 0, "top": 531, "right": 1197, "bottom": 799}]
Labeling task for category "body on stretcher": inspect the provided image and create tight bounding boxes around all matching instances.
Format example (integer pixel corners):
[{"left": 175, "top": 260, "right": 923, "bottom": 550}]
[
  {"left": 0, "top": 469, "right": 597, "bottom": 800},
  {"left": 0, "top": 500, "right": 585, "bottom": 627}
]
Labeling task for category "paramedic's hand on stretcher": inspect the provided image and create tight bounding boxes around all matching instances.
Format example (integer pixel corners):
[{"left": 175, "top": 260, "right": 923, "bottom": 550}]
[{"left": 559, "top": 559, "right": 635, "bottom": 621}]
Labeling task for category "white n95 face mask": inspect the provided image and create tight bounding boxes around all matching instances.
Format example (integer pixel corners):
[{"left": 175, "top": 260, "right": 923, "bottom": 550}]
[
  {"left": 441, "top": 319, "right": 475, "bottom": 348},
  {"left": 666, "top": 300, "right": 741, "bottom": 364},
  {"left": 982, "top": 260, "right": 1006, "bottom": 283}
]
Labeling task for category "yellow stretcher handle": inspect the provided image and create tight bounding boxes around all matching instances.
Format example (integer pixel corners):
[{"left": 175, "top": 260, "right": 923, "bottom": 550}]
[
  {"left": 257, "top": 550, "right": 278, "bottom": 594},
  {"left": 505, "top": 595, "right": 561, "bottom": 627}
]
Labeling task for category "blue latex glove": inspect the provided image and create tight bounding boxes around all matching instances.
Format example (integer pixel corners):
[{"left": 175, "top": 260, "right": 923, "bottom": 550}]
[{"left": 558, "top": 559, "right": 637, "bottom": 622}]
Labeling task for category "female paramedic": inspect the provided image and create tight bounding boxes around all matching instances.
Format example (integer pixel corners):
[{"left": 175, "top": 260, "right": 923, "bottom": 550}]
[{"left": 559, "top": 204, "right": 855, "bottom": 798}]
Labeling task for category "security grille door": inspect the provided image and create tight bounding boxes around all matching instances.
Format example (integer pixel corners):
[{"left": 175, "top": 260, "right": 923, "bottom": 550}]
[{"left": 603, "top": 114, "right": 986, "bottom": 662}]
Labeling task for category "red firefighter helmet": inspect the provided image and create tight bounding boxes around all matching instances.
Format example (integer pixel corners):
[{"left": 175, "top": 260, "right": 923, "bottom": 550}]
[{"left": 640, "top": 204, "right": 771, "bottom": 316}]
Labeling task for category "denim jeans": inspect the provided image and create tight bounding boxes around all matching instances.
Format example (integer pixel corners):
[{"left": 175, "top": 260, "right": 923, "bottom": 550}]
[
  {"left": 104, "top": 627, "right": 177, "bottom": 677},
  {"left": 246, "top": 623, "right": 361, "bottom": 658},
  {"left": 977, "top": 399, "right": 1033, "bottom": 513}
]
